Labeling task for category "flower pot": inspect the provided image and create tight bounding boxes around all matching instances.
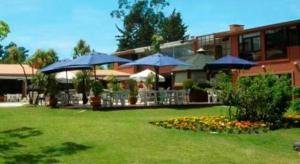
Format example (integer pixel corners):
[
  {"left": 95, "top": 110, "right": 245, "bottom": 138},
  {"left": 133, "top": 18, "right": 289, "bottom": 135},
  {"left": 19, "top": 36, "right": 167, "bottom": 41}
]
[
  {"left": 90, "top": 96, "right": 101, "bottom": 110},
  {"left": 49, "top": 96, "right": 57, "bottom": 108},
  {"left": 128, "top": 96, "right": 137, "bottom": 105}
]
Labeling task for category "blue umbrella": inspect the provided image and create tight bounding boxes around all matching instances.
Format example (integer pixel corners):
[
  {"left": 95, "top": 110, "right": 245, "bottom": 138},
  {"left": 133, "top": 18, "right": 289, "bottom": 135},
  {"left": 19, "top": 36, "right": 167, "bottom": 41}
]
[
  {"left": 121, "top": 53, "right": 190, "bottom": 90},
  {"left": 68, "top": 52, "right": 132, "bottom": 79},
  {"left": 40, "top": 59, "right": 92, "bottom": 105},
  {"left": 40, "top": 59, "right": 91, "bottom": 74},
  {"left": 205, "top": 55, "right": 256, "bottom": 70}
]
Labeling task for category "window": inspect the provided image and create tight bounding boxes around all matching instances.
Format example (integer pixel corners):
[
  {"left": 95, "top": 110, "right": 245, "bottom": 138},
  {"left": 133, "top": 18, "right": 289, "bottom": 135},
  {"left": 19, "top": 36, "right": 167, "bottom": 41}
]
[
  {"left": 198, "top": 34, "right": 215, "bottom": 55},
  {"left": 265, "top": 28, "right": 287, "bottom": 60},
  {"left": 288, "top": 25, "right": 300, "bottom": 46},
  {"left": 215, "top": 37, "right": 231, "bottom": 58},
  {"left": 239, "top": 32, "right": 261, "bottom": 61}
]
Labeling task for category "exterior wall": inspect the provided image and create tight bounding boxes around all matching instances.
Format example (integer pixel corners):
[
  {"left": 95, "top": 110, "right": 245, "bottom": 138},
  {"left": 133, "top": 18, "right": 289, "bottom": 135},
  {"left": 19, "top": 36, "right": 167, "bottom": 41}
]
[{"left": 235, "top": 45, "right": 300, "bottom": 87}]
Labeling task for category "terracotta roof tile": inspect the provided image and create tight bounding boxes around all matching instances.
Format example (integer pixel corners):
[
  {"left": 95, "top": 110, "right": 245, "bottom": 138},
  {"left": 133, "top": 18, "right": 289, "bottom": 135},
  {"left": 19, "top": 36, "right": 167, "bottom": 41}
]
[{"left": 0, "top": 64, "right": 37, "bottom": 76}]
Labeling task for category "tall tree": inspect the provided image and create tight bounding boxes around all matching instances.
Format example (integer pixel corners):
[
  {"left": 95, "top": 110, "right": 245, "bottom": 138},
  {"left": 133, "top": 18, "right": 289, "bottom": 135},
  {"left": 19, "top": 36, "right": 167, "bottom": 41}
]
[
  {"left": 111, "top": 0, "right": 169, "bottom": 51},
  {"left": 73, "top": 39, "right": 91, "bottom": 59},
  {"left": 6, "top": 46, "right": 29, "bottom": 95},
  {"left": 28, "top": 49, "right": 58, "bottom": 104},
  {"left": 28, "top": 49, "right": 58, "bottom": 69},
  {"left": 112, "top": 0, "right": 187, "bottom": 51},
  {"left": 73, "top": 39, "right": 92, "bottom": 104},
  {"left": 1, "top": 42, "right": 28, "bottom": 63},
  {"left": 159, "top": 10, "right": 188, "bottom": 42}
]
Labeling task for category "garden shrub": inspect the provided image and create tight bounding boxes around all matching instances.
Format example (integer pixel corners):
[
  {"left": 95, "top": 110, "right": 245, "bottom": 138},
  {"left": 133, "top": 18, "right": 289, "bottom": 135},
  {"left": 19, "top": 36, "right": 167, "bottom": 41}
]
[
  {"left": 291, "top": 87, "right": 300, "bottom": 113},
  {"left": 212, "top": 72, "right": 292, "bottom": 129},
  {"left": 236, "top": 74, "right": 292, "bottom": 128}
]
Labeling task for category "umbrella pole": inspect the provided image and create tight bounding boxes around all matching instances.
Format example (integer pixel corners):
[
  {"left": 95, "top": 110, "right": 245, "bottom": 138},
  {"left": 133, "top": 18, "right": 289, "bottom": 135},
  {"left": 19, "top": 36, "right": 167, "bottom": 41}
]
[
  {"left": 93, "top": 65, "right": 97, "bottom": 81},
  {"left": 65, "top": 69, "right": 70, "bottom": 105},
  {"left": 154, "top": 66, "right": 159, "bottom": 90},
  {"left": 154, "top": 66, "right": 160, "bottom": 104}
]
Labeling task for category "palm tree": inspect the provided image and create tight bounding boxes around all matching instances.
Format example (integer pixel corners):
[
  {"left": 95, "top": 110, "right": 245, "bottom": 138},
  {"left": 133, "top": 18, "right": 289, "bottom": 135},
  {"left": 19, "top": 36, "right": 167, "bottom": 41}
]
[
  {"left": 73, "top": 39, "right": 91, "bottom": 104},
  {"left": 28, "top": 49, "right": 58, "bottom": 104},
  {"left": 73, "top": 39, "right": 91, "bottom": 59}
]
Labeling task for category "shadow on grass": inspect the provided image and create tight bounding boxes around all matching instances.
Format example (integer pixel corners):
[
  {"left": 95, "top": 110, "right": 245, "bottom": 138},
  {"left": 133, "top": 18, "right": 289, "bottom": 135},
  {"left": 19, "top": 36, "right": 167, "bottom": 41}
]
[
  {"left": 0, "top": 127, "right": 92, "bottom": 164},
  {"left": 0, "top": 127, "right": 42, "bottom": 139},
  {"left": 3, "top": 142, "right": 91, "bottom": 164}
]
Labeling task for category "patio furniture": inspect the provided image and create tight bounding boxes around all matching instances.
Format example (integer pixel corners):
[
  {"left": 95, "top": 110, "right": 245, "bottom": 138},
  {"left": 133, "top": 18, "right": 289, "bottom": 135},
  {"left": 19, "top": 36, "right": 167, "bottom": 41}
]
[
  {"left": 101, "top": 91, "right": 113, "bottom": 107},
  {"left": 112, "top": 91, "right": 128, "bottom": 106},
  {"left": 207, "top": 90, "right": 218, "bottom": 103},
  {"left": 37, "top": 93, "right": 46, "bottom": 105}
]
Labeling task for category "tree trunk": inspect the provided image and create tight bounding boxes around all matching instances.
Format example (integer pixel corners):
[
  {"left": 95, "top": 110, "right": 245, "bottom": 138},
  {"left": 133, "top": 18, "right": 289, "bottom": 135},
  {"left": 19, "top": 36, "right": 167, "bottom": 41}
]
[{"left": 19, "top": 63, "right": 28, "bottom": 99}]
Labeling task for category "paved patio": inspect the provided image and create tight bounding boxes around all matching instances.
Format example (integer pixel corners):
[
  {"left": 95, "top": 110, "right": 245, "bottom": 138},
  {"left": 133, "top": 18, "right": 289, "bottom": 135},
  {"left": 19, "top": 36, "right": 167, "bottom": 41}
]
[{"left": 0, "top": 102, "right": 27, "bottom": 107}]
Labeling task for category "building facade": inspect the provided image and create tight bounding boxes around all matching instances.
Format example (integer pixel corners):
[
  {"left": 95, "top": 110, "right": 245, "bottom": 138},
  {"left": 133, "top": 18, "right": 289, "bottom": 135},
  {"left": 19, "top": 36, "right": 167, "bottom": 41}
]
[
  {"left": 114, "top": 19, "right": 300, "bottom": 87},
  {"left": 215, "top": 19, "right": 300, "bottom": 86}
]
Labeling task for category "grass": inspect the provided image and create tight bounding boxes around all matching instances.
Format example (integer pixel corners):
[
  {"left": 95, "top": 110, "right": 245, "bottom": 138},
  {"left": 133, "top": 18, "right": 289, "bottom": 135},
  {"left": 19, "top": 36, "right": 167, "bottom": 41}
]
[{"left": 0, "top": 106, "right": 299, "bottom": 164}]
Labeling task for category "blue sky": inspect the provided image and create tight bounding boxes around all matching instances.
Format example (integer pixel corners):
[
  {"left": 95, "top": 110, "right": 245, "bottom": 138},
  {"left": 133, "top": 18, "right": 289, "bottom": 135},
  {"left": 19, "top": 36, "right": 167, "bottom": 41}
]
[{"left": 0, "top": 0, "right": 299, "bottom": 59}]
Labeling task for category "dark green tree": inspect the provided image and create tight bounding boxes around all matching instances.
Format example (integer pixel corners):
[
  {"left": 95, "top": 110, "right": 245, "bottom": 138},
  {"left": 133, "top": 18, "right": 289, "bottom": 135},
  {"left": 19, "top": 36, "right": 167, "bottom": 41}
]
[
  {"left": 159, "top": 10, "right": 188, "bottom": 42},
  {"left": 112, "top": 0, "right": 184, "bottom": 51},
  {"left": 1, "top": 42, "right": 28, "bottom": 63}
]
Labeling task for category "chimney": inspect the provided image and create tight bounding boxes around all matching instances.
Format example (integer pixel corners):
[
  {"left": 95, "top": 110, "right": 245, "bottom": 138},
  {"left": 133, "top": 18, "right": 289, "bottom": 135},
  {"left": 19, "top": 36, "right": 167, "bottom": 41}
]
[{"left": 229, "top": 24, "right": 244, "bottom": 32}]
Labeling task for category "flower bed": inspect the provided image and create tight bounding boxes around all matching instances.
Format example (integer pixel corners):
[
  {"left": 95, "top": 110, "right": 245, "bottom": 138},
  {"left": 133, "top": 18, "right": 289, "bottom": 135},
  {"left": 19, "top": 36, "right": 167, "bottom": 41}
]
[{"left": 150, "top": 116, "right": 269, "bottom": 134}]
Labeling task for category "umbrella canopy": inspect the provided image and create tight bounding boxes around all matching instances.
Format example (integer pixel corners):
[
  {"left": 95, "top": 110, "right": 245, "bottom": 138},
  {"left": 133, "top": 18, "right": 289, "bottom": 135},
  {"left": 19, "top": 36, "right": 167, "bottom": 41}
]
[
  {"left": 205, "top": 55, "right": 256, "bottom": 70},
  {"left": 121, "top": 53, "right": 190, "bottom": 67},
  {"left": 130, "top": 69, "right": 165, "bottom": 82},
  {"left": 68, "top": 52, "right": 132, "bottom": 80},
  {"left": 69, "top": 52, "right": 131, "bottom": 66},
  {"left": 121, "top": 53, "right": 190, "bottom": 90},
  {"left": 40, "top": 59, "right": 92, "bottom": 74},
  {"left": 55, "top": 71, "right": 76, "bottom": 83}
]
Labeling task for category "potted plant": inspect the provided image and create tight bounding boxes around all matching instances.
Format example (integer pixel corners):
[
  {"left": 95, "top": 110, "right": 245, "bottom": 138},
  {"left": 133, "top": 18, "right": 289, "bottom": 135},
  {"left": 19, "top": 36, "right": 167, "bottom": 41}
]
[
  {"left": 127, "top": 79, "right": 138, "bottom": 105},
  {"left": 90, "top": 80, "right": 103, "bottom": 110},
  {"left": 45, "top": 74, "right": 59, "bottom": 108},
  {"left": 183, "top": 79, "right": 208, "bottom": 102}
]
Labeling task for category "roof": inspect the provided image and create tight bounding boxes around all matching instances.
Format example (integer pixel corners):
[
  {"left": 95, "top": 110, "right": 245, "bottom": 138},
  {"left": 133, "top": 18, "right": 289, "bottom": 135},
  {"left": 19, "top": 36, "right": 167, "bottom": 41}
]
[
  {"left": 173, "top": 53, "right": 215, "bottom": 71},
  {"left": 0, "top": 64, "right": 37, "bottom": 76},
  {"left": 114, "top": 39, "right": 194, "bottom": 56},
  {"left": 215, "top": 19, "right": 300, "bottom": 37}
]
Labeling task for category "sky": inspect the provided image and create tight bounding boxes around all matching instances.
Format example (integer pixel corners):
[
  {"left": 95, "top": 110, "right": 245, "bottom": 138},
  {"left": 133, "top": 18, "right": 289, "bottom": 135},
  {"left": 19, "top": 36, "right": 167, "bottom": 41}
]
[{"left": 0, "top": 0, "right": 300, "bottom": 59}]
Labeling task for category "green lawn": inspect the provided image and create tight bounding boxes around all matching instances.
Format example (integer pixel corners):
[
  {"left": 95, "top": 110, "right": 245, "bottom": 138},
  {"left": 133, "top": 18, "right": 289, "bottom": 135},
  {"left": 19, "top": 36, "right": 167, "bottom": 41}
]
[{"left": 0, "top": 106, "right": 299, "bottom": 164}]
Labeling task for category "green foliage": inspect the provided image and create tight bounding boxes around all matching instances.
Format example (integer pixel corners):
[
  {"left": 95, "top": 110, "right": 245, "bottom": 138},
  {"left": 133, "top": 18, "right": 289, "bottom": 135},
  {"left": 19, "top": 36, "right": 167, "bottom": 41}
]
[
  {"left": 0, "top": 20, "right": 10, "bottom": 40},
  {"left": 27, "top": 49, "right": 58, "bottom": 69},
  {"left": 237, "top": 75, "right": 292, "bottom": 128},
  {"left": 107, "top": 75, "right": 124, "bottom": 92},
  {"left": 150, "top": 34, "right": 164, "bottom": 53},
  {"left": 31, "top": 73, "right": 47, "bottom": 92},
  {"left": 111, "top": 0, "right": 186, "bottom": 51},
  {"left": 212, "top": 72, "right": 292, "bottom": 128},
  {"left": 73, "top": 71, "right": 92, "bottom": 94},
  {"left": 45, "top": 74, "right": 59, "bottom": 97},
  {"left": 127, "top": 79, "right": 138, "bottom": 97},
  {"left": 1, "top": 43, "right": 28, "bottom": 63},
  {"left": 91, "top": 81, "right": 103, "bottom": 97},
  {"left": 73, "top": 39, "right": 91, "bottom": 59},
  {"left": 159, "top": 10, "right": 188, "bottom": 42},
  {"left": 182, "top": 79, "right": 193, "bottom": 89},
  {"left": 291, "top": 100, "right": 300, "bottom": 113}
]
